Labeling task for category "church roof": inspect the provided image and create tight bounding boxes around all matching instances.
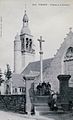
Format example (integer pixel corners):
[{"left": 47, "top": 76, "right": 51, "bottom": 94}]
[
  {"left": 11, "top": 58, "right": 53, "bottom": 88},
  {"left": 11, "top": 73, "right": 25, "bottom": 88},
  {"left": 21, "top": 26, "right": 31, "bottom": 35},
  {"left": 20, "top": 10, "right": 31, "bottom": 35},
  {"left": 15, "top": 33, "right": 20, "bottom": 41},
  {"left": 22, "top": 58, "right": 53, "bottom": 76}
]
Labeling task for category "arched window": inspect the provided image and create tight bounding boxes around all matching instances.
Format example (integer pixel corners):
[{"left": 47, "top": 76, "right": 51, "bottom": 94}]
[
  {"left": 21, "top": 38, "right": 24, "bottom": 50},
  {"left": 26, "top": 38, "right": 29, "bottom": 49},
  {"left": 65, "top": 47, "right": 73, "bottom": 58},
  {"left": 29, "top": 39, "right": 32, "bottom": 50}
]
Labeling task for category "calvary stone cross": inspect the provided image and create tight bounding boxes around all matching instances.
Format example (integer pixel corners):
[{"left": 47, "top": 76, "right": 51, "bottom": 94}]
[{"left": 37, "top": 36, "right": 45, "bottom": 83}]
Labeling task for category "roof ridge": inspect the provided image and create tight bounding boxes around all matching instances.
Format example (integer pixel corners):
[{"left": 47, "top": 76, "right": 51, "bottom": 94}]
[{"left": 29, "top": 57, "right": 54, "bottom": 64}]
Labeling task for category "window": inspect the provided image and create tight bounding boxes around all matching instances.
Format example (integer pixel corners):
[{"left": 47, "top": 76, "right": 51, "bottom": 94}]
[
  {"left": 15, "top": 88, "right": 17, "bottom": 93},
  {"left": 21, "top": 38, "right": 24, "bottom": 50},
  {"left": 26, "top": 38, "right": 29, "bottom": 49},
  {"left": 20, "top": 88, "right": 22, "bottom": 92},
  {"left": 29, "top": 39, "right": 32, "bottom": 50},
  {"left": 13, "top": 89, "right": 14, "bottom": 93},
  {"left": 22, "top": 88, "right": 25, "bottom": 93},
  {"left": 66, "top": 47, "right": 73, "bottom": 58}
]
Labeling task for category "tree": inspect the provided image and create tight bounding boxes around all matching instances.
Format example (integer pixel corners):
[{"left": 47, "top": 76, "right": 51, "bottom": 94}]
[
  {"left": 4, "top": 64, "right": 12, "bottom": 80},
  {"left": 0, "top": 69, "right": 3, "bottom": 85},
  {"left": 4, "top": 64, "right": 12, "bottom": 94}
]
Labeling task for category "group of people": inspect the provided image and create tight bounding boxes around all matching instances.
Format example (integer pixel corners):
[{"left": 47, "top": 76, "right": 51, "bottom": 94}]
[{"left": 36, "top": 81, "right": 51, "bottom": 96}]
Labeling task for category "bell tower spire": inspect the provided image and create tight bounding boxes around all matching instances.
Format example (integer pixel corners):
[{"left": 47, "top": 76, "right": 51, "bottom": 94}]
[
  {"left": 20, "top": 10, "right": 35, "bottom": 70},
  {"left": 23, "top": 10, "right": 29, "bottom": 27}
]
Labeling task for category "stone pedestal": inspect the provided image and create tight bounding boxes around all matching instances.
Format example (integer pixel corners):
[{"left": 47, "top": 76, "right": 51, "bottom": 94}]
[
  {"left": 57, "top": 74, "right": 71, "bottom": 103},
  {"left": 25, "top": 79, "right": 34, "bottom": 114},
  {"left": 23, "top": 72, "right": 39, "bottom": 114}
]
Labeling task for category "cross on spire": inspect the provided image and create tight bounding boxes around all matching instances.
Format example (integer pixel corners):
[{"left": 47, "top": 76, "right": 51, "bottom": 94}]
[
  {"left": 24, "top": 2, "right": 26, "bottom": 15},
  {"left": 69, "top": 27, "right": 72, "bottom": 32},
  {"left": 25, "top": 10, "right": 26, "bottom": 14}
]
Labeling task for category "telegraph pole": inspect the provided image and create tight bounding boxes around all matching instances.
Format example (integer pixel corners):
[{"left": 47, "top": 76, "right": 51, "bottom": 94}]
[{"left": 37, "top": 36, "right": 45, "bottom": 83}]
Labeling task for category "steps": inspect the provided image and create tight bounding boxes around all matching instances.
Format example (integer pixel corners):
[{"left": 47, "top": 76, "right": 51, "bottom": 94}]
[
  {"left": 33, "top": 95, "right": 51, "bottom": 115},
  {"left": 34, "top": 103, "right": 50, "bottom": 115}
]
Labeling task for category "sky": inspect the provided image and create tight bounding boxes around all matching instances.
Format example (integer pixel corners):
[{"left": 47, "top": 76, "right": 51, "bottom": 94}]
[{"left": 0, "top": 0, "right": 73, "bottom": 73}]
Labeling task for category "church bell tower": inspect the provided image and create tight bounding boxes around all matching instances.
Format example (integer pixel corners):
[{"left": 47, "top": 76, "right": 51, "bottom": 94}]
[
  {"left": 14, "top": 10, "right": 35, "bottom": 73},
  {"left": 20, "top": 10, "right": 35, "bottom": 70}
]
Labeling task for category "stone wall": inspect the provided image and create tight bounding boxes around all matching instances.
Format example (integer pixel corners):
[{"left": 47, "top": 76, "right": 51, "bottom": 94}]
[{"left": 0, "top": 94, "right": 26, "bottom": 113}]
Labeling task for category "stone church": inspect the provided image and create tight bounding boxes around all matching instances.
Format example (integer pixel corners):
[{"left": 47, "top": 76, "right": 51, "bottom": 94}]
[
  {"left": 17, "top": 11, "right": 73, "bottom": 113},
  {"left": 15, "top": 11, "right": 73, "bottom": 93},
  {"left": 1, "top": 10, "right": 73, "bottom": 96},
  {"left": 12, "top": 11, "right": 73, "bottom": 112}
]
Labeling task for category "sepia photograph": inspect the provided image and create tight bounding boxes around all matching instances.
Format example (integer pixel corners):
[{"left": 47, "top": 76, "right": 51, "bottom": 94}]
[{"left": 0, "top": 0, "right": 73, "bottom": 120}]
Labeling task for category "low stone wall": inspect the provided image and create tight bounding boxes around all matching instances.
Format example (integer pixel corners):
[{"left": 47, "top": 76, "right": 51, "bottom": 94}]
[{"left": 0, "top": 94, "right": 26, "bottom": 113}]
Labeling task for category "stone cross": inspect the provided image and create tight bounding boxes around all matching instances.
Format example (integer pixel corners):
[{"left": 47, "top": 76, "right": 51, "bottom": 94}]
[{"left": 37, "top": 36, "right": 45, "bottom": 83}]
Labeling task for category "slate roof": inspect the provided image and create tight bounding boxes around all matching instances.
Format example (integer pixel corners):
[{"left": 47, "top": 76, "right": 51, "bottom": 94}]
[
  {"left": 11, "top": 58, "right": 53, "bottom": 88},
  {"left": 11, "top": 73, "right": 25, "bottom": 88},
  {"left": 22, "top": 58, "right": 53, "bottom": 76}
]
